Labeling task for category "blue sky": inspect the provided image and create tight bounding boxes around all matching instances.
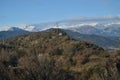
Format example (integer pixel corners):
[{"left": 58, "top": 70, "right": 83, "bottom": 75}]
[{"left": 0, "top": 0, "right": 120, "bottom": 26}]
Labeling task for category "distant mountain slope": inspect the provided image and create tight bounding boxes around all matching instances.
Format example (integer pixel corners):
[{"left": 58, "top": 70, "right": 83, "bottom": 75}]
[
  {"left": 0, "top": 16, "right": 120, "bottom": 37},
  {"left": 67, "top": 25, "right": 120, "bottom": 37},
  {"left": 0, "top": 27, "right": 119, "bottom": 49},
  {"left": 63, "top": 29, "right": 120, "bottom": 49},
  {"left": 0, "top": 27, "right": 30, "bottom": 40}
]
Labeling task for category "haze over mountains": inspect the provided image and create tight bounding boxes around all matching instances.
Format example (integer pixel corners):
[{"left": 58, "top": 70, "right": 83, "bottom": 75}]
[
  {"left": 0, "top": 15, "right": 120, "bottom": 49},
  {"left": 0, "top": 15, "right": 120, "bottom": 37}
]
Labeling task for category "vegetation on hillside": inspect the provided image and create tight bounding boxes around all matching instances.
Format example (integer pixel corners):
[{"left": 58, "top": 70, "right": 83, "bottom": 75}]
[{"left": 0, "top": 29, "right": 120, "bottom": 80}]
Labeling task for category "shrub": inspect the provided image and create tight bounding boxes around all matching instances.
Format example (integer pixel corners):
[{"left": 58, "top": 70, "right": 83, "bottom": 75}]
[{"left": 49, "top": 47, "right": 63, "bottom": 56}]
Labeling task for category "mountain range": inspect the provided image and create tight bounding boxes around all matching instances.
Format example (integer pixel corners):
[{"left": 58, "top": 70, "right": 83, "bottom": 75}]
[
  {"left": 64, "top": 29, "right": 120, "bottom": 49},
  {"left": 0, "top": 16, "right": 120, "bottom": 49},
  {"left": 1, "top": 16, "right": 120, "bottom": 37}
]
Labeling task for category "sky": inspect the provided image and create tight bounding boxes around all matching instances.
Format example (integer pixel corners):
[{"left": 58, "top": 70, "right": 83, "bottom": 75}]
[{"left": 0, "top": 0, "right": 120, "bottom": 26}]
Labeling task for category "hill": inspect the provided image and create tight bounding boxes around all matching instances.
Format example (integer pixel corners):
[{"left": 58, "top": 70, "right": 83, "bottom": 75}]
[{"left": 0, "top": 29, "right": 120, "bottom": 80}]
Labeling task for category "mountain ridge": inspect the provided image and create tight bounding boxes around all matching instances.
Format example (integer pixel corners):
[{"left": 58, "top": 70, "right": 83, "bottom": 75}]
[
  {"left": 0, "top": 27, "right": 120, "bottom": 49},
  {"left": 0, "top": 15, "right": 120, "bottom": 37}
]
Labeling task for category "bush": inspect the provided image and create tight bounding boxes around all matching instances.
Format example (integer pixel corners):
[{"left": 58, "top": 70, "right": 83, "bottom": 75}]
[{"left": 49, "top": 47, "right": 63, "bottom": 56}]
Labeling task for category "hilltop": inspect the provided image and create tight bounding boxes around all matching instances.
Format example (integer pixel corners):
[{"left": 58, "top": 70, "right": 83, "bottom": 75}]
[
  {"left": 0, "top": 29, "right": 120, "bottom": 80},
  {"left": 1, "top": 27, "right": 120, "bottom": 50}
]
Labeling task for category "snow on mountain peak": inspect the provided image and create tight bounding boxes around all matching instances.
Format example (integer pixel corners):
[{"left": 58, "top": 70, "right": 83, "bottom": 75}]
[
  {"left": 0, "top": 24, "right": 35, "bottom": 32},
  {"left": 15, "top": 24, "right": 35, "bottom": 31},
  {"left": 105, "top": 22, "right": 120, "bottom": 27},
  {"left": 0, "top": 15, "right": 120, "bottom": 34},
  {"left": 0, "top": 26, "right": 11, "bottom": 31},
  {"left": 20, "top": 25, "right": 35, "bottom": 31},
  {"left": 8, "top": 27, "right": 18, "bottom": 31}
]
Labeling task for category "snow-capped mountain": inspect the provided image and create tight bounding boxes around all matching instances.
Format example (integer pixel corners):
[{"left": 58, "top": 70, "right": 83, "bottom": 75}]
[
  {"left": 0, "top": 27, "right": 30, "bottom": 40},
  {"left": 0, "top": 15, "right": 120, "bottom": 37},
  {"left": 0, "top": 24, "right": 35, "bottom": 32},
  {"left": 8, "top": 27, "right": 26, "bottom": 31},
  {"left": 66, "top": 23, "right": 120, "bottom": 37}
]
